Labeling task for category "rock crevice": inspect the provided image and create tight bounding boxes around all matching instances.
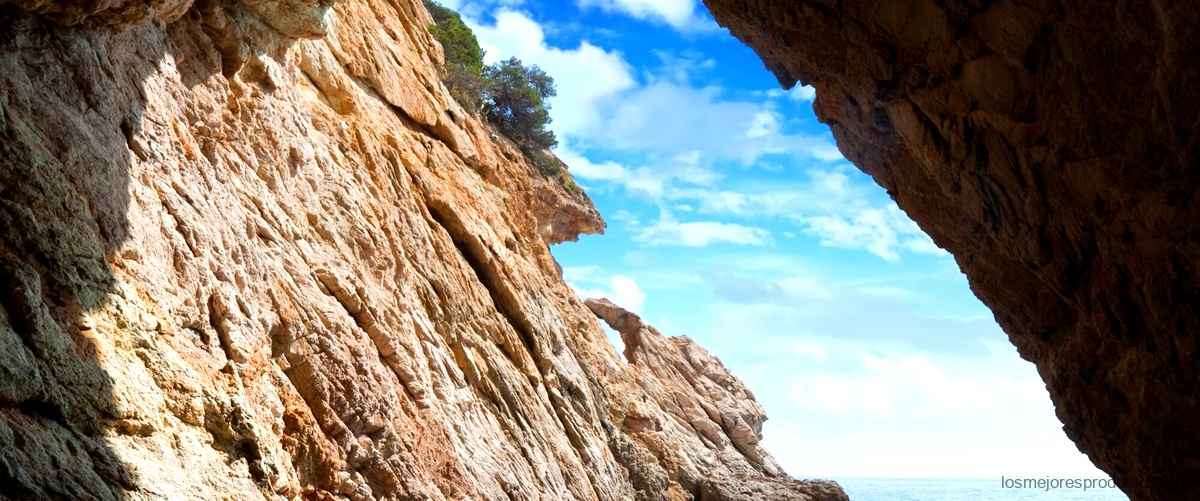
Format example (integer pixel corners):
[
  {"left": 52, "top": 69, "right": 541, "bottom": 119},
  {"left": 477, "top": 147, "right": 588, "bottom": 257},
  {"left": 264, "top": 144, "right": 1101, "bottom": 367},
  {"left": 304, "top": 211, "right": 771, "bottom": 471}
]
[{"left": 0, "top": 1, "right": 840, "bottom": 499}]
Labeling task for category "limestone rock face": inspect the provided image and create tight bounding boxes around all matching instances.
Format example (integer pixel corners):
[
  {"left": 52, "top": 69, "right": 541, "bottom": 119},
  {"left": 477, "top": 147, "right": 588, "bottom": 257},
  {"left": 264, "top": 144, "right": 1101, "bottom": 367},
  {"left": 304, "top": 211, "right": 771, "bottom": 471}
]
[
  {"left": 702, "top": 2, "right": 1200, "bottom": 500},
  {"left": 585, "top": 299, "right": 848, "bottom": 501},
  {"left": 0, "top": 1, "right": 837, "bottom": 500}
]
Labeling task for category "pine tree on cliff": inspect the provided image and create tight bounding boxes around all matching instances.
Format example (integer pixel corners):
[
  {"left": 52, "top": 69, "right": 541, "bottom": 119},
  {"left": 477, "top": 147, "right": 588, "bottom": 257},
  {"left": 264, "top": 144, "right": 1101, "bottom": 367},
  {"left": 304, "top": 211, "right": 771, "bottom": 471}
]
[
  {"left": 425, "top": 3, "right": 567, "bottom": 185},
  {"left": 482, "top": 57, "right": 557, "bottom": 152}
]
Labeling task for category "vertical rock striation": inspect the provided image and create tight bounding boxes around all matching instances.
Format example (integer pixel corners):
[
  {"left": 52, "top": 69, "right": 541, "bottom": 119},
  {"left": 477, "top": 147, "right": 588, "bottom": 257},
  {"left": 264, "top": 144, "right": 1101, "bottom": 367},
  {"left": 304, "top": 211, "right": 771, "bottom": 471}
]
[
  {"left": 702, "top": 2, "right": 1200, "bottom": 500},
  {"left": 0, "top": 0, "right": 839, "bottom": 499}
]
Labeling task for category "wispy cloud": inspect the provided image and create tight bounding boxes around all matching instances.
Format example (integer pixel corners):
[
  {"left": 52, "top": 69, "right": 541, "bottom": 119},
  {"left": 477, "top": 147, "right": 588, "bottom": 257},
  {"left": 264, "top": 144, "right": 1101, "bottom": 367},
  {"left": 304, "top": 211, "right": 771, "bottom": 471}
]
[
  {"left": 575, "top": 0, "right": 718, "bottom": 33},
  {"left": 576, "top": 78, "right": 841, "bottom": 165},
  {"left": 635, "top": 211, "right": 771, "bottom": 247}
]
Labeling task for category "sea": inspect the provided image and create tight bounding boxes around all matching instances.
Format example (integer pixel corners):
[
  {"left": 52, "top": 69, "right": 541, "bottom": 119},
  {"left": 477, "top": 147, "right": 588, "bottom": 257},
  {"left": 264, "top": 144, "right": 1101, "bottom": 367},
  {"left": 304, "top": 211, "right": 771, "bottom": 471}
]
[{"left": 836, "top": 478, "right": 1130, "bottom": 500}]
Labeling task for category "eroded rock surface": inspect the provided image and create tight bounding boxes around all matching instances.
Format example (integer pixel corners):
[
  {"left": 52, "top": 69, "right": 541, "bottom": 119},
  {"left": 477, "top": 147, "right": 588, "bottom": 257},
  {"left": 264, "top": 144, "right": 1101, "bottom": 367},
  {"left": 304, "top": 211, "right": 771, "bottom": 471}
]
[
  {"left": 586, "top": 299, "right": 848, "bottom": 501},
  {"left": 702, "top": 2, "right": 1200, "bottom": 500},
  {"left": 0, "top": 0, "right": 837, "bottom": 499}
]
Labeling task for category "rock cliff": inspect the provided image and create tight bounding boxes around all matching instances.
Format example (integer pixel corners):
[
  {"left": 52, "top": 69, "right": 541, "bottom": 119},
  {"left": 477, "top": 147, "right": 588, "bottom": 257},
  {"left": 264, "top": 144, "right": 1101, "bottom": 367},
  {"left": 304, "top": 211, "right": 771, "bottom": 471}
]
[
  {"left": 0, "top": 1, "right": 842, "bottom": 500},
  {"left": 702, "top": 2, "right": 1200, "bottom": 500},
  {"left": 585, "top": 299, "right": 847, "bottom": 501}
]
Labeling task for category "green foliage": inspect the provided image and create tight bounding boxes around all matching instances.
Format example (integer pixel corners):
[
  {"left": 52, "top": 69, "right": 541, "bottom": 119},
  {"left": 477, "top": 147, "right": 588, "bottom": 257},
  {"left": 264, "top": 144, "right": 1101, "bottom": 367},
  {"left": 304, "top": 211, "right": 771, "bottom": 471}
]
[
  {"left": 424, "top": 4, "right": 569, "bottom": 191},
  {"left": 482, "top": 57, "right": 558, "bottom": 152},
  {"left": 425, "top": 1, "right": 485, "bottom": 111}
]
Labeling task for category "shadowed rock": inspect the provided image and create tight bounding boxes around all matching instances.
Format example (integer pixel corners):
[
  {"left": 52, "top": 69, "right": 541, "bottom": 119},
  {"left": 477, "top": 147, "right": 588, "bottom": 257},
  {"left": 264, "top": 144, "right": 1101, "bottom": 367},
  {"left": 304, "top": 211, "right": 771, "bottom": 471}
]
[
  {"left": 702, "top": 2, "right": 1200, "bottom": 500},
  {"left": 0, "top": 0, "right": 826, "bottom": 499}
]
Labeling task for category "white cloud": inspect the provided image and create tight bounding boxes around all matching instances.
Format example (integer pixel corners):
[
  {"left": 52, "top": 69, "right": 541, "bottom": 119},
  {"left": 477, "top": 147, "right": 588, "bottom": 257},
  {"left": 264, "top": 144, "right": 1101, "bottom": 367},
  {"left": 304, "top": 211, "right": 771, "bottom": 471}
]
[
  {"left": 805, "top": 209, "right": 903, "bottom": 261},
  {"left": 788, "top": 85, "right": 816, "bottom": 101},
  {"left": 580, "top": 79, "right": 841, "bottom": 165},
  {"left": 693, "top": 298, "right": 1106, "bottom": 479},
  {"left": 804, "top": 205, "right": 945, "bottom": 262},
  {"left": 468, "top": 10, "right": 636, "bottom": 138},
  {"left": 576, "top": 0, "right": 717, "bottom": 32},
  {"left": 470, "top": 12, "right": 838, "bottom": 164},
  {"left": 636, "top": 213, "right": 771, "bottom": 247},
  {"left": 656, "top": 168, "right": 948, "bottom": 262},
  {"left": 777, "top": 275, "right": 832, "bottom": 299},
  {"left": 678, "top": 284, "right": 1109, "bottom": 479},
  {"left": 746, "top": 110, "right": 780, "bottom": 139},
  {"left": 470, "top": 9, "right": 940, "bottom": 262},
  {"left": 609, "top": 275, "right": 646, "bottom": 312},
  {"left": 555, "top": 145, "right": 628, "bottom": 182},
  {"left": 571, "top": 274, "right": 647, "bottom": 313},
  {"left": 790, "top": 349, "right": 1004, "bottom": 417},
  {"left": 762, "top": 84, "right": 816, "bottom": 102},
  {"left": 556, "top": 141, "right": 725, "bottom": 200},
  {"left": 759, "top": 335, "right": 1110, "bottom": 478}
]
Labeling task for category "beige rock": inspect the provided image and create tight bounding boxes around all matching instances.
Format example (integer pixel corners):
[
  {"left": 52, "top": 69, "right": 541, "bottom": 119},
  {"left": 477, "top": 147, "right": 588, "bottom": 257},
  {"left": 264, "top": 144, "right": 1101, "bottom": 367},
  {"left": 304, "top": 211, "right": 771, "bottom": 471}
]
[
  {"left": 586, "top": 299, "right": 847, "bottom": 501},
  {"left": 0, "top": 1, "right": 840, "bottom": 500}
]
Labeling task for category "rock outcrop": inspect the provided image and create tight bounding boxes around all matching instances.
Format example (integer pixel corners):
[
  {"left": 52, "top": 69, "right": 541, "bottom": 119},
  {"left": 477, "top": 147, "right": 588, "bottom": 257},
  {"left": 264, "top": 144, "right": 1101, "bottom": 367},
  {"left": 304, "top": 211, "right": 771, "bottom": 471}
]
[
  {"left": 0, "top": 1, "right": 839, "bottom": 500},
  {"left": 585, "top": 299, "right": 848, "bottom": 501},
  {"left": 702, "top": 2, "right": 1200, "bottom": 500}
]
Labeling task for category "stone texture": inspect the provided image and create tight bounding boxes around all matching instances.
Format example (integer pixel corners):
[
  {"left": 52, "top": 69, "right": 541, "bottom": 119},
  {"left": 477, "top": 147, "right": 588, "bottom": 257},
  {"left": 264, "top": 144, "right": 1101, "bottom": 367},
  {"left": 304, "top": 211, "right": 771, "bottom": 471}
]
[
  {"left": 585, "top": 299, "right": 848, "bottom": 501},
  {"left": 701, "top": 2, "right": 1200, "bottom": 500},
  {"left": 0, "top": 1, "right": 838, "bottom": 500}
]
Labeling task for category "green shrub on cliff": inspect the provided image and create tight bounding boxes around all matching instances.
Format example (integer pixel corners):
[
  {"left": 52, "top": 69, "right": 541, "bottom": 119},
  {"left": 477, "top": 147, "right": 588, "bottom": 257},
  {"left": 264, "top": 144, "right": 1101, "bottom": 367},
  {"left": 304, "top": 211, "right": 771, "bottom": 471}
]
[
  {"left": 424, "top": 5, "right": 565, "bottom": 186},
  {"left": 482, "top": 57, "right": 558, "bottom": 152},
  {"left": 425, "top": 1, "right": 485, "bottom": 112}
]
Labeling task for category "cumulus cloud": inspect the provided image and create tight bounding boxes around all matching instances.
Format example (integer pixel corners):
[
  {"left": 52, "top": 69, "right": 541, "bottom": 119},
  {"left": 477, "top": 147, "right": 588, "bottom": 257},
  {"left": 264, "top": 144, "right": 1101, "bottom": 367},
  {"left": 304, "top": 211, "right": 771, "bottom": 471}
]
[
  {"left": 746, "top": 110, "right": 780, "bottom": 139},
  {"left": 468, "top": 10, "right": 636, "bottom": 138},
  {"left": 568, "top": 271, "right": 647, "bottom": 313},
  {"left": 608, "top": 275, "right": 647, "bottom": 312},
  {"left": 576, "top": 0, "right": 717, "bottom": 32},
  {"left": 469, "top": 12, "right": 839, "bottom": 166},
  {"left": 555, "top": 145, "right": 628, "bottom": 182},
  {"left": 629, "top": 170, "right": 947, "bottom": 260},
  {"left": 805, "top": 209, "right": 905, "bottom": 261}
]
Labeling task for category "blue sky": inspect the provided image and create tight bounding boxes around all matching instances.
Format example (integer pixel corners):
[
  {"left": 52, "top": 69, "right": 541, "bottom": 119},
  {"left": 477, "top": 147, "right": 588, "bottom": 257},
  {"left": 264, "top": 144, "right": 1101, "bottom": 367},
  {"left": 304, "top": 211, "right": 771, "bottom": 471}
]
[{"left": 442, "top": 0, "right": 1110, "bottom": 480}]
